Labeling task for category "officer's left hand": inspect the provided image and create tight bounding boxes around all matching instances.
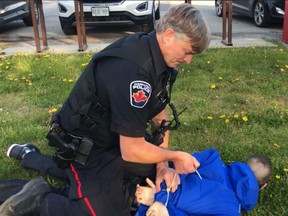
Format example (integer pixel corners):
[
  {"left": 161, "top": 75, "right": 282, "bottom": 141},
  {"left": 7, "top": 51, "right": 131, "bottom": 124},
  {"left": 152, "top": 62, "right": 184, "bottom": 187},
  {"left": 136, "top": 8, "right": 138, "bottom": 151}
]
[{"left": 155, "top": 167, "right": 180, "bottom": 193}]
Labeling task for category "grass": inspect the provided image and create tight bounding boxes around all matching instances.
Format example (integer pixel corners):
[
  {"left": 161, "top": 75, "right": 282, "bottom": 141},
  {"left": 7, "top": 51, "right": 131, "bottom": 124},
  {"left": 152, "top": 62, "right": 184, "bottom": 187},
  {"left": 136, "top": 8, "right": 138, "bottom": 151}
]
[{"left": 0, "top": 43, "right": 287, "bottom": 215}]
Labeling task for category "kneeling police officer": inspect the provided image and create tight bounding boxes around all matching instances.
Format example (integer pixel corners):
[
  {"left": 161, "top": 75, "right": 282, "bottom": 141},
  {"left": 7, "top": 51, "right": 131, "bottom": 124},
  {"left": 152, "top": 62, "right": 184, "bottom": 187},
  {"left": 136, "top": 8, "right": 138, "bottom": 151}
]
[{"left": 1, "top": 3, "right": 210, "bottom": 216}]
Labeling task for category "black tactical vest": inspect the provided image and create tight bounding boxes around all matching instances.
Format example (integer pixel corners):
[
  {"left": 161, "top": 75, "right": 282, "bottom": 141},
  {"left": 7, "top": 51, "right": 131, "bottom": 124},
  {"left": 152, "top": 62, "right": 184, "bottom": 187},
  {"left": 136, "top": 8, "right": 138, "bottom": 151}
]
[{"left": 57, "top": 33, "right": 161, "bottom": 147}]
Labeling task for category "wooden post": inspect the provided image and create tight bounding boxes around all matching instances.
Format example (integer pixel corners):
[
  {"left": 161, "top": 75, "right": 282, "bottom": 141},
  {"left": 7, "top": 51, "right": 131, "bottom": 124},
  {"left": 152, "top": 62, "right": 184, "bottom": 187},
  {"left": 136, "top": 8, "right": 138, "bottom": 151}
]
[
  {"left": 30, "top": 0, "right": 48, "bottom": 52},
  {"left": 74, "top": 0, "right": 88, "bottom": 51},
  {"left": 221, "top": 0, "right": 233, "bottom": 46}
]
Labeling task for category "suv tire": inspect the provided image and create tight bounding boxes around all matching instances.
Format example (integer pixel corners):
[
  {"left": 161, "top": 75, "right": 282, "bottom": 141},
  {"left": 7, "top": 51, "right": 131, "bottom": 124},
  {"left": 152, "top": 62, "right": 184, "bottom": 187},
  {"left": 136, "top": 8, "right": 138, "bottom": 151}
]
[
  {"left": 23, "top": 0, "right": 39, "bottom": 26},
  {"left": 60, "top": 18, "right": 77, "bottom": 35},
  {"left": 215, "top": 0, "right": 223, "bottom": 17},
  {"left": 142, "top": 4, "right": 155, "bottom": 33},
  {"left": 253, "top": 0, "right": 270, "bottom": 27}
]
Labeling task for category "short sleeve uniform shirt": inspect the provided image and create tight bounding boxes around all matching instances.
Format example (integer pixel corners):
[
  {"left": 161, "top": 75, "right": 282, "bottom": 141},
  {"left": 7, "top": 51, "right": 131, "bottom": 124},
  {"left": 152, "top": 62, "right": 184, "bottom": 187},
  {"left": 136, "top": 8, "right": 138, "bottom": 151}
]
[{"left": 94, "top": 31, "right": 170, "bottom": 138}]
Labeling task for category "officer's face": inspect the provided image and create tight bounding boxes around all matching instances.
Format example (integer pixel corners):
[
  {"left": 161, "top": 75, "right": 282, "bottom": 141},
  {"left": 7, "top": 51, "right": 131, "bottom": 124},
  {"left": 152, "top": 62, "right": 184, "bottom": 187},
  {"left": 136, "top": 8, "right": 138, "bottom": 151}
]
[{"left": 160, "top": 30, "right": 194, "bottom": 68}]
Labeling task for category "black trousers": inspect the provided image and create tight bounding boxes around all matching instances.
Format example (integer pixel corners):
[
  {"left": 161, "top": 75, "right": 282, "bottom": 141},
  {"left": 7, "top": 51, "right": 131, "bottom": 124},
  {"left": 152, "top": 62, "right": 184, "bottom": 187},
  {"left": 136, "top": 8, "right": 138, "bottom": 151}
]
[
  {"left": 41, "top": 147, "right": 155, "bottom": 216},
  {"left": 11, "top": 148, "right": 156, "bottom": 216}
]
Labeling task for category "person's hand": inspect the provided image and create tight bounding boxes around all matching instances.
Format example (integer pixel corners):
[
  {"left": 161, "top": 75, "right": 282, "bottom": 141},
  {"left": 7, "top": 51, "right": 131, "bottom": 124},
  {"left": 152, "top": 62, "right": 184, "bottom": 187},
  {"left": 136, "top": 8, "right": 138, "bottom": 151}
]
[
  {"left": 146, "top": 201, "right": 169, "bottom": 216},
  {"left": 173, "top": 151, "right": 200, "bottom": 174},
  {"left": 155, "top": 167, "right": 180, "bottom": 192},
  {"left": 135, "top": 178, "right": 156, "bottom": 206}
]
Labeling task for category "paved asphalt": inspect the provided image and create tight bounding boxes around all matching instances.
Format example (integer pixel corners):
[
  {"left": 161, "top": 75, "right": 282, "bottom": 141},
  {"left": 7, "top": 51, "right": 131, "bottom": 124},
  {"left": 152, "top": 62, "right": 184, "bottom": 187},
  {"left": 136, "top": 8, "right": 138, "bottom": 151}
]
[{"left": 0, "top": 0, "right": 286, "bottom": 56}]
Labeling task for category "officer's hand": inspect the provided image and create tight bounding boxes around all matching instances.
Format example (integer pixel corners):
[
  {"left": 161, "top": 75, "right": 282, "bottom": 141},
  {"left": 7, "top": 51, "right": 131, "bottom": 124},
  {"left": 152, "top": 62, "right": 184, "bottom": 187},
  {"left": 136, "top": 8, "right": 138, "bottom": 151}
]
[
  {"left": 135, "top": 178, "right": 156, "bottom": 206},
  {"left": 155, "top": 167, "right": 180, "bottom": 193},
  {"left": 173, "top": 151, "right": 200, "bottom": 174}
]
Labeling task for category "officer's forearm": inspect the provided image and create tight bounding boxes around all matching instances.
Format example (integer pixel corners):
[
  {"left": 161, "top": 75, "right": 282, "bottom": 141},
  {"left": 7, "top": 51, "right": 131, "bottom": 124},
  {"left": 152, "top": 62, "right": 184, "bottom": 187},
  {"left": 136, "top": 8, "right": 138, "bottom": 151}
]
[{"left": 120, "top": 135, "right": 180, "bottom": 164}]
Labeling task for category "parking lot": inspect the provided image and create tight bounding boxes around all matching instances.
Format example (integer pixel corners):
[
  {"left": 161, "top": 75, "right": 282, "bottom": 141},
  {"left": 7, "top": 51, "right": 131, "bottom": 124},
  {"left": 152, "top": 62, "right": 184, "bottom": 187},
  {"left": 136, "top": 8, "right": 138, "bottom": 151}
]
[{"left": 0, "top": 1, "right": 285, "bottom": 52}]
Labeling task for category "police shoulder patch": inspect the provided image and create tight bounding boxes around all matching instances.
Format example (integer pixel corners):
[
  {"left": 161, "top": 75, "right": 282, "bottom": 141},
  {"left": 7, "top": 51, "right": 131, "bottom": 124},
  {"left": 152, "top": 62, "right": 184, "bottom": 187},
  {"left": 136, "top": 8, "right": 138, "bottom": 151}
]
[{"left": 130, "top": 80, "right": 151, "bottom": 108}]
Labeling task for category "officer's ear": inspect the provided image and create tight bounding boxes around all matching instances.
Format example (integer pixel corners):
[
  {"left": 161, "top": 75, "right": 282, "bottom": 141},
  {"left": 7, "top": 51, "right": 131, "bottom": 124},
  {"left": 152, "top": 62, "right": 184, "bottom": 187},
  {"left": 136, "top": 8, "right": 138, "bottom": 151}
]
[{"left": 162, "top": 28, "right": 175, "bottom": 44}]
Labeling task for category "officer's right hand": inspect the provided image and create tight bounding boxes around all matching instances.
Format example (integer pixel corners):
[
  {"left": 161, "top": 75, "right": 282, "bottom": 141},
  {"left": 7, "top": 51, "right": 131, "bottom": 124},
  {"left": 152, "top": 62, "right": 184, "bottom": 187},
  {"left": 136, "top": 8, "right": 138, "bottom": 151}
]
[{"left": 172, "top": 151, "right": 200, "bottom": 174}]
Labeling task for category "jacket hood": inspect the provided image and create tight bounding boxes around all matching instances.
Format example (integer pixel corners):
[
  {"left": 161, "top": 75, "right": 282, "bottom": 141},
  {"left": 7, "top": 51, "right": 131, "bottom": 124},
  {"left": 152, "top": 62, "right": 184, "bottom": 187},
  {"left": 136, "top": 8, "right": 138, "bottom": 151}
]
[{"left": 227, "top": 162, "right": 259, "bottom": 211}]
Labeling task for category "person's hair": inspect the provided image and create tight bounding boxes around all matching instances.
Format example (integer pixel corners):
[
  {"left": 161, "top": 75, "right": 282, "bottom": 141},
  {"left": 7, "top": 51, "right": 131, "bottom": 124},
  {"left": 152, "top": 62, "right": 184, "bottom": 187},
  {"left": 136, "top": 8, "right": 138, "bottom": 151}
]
[
  {"left": 245, "top": 154, "right": 272, "bottom": 186},
  {"left": 156, "top": 3, "right": 211, "bottom": 55}
]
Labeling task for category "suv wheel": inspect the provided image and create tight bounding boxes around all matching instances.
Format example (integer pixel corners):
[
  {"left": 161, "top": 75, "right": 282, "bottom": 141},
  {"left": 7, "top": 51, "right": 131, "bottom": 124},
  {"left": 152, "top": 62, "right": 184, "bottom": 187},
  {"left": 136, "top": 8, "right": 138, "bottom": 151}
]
[
  {"left": 60, "top": 18, "right": 76, "bottom": 35},
  {"left": 23, "top": 0, "right": 39, "bottom": 26},
  {"left": 142, "top": 4, "right": 155, "bottom": 33},
  {"left": 215, "top": 0, "right": 223, "bottom": 17},
  {"left": 253, "top": 0, "right": 270, "bottom": 27}
]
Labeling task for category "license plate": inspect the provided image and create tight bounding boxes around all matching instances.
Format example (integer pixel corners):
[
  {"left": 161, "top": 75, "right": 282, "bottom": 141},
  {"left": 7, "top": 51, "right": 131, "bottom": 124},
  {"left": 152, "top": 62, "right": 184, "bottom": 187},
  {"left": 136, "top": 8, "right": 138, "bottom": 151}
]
[{"left": 91, "top": 7, "right": 109, "bottom": 17}]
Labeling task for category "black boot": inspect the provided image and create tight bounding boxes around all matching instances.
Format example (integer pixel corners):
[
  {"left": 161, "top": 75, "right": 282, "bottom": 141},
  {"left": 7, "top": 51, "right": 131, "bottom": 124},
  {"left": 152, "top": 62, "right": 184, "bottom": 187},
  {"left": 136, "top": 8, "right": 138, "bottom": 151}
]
[
  {"left": 0, "top": 179, "right": 28, "bottom": 205},
  {"left": 0, "top": 177, "right": 51, "bottom": 216}
]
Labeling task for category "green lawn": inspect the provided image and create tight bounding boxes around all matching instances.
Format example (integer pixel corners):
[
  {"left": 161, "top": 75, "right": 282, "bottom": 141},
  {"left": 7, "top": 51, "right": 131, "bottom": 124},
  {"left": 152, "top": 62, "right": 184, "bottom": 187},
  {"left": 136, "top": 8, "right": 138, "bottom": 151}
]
[{"left": 0, "top": 42, "right": 287, "bottom": 215}]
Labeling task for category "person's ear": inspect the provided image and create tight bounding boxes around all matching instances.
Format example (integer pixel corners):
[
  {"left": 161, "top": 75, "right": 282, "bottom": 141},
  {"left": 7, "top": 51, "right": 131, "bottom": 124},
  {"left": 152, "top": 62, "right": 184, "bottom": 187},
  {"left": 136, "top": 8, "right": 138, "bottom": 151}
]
[
  {"left": 260, "top": 182, "right": 267, "bottom": 190},
  {"left": 162, "top": 28, "right": 175, "bottom": 45}
]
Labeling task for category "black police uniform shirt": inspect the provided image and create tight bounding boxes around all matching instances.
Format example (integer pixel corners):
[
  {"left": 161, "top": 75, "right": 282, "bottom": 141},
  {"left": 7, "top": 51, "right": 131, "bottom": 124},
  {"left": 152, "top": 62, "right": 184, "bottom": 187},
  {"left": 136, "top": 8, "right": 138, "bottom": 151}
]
[{"left": 59, "top": 31, "right": 171, "bottom": 143}]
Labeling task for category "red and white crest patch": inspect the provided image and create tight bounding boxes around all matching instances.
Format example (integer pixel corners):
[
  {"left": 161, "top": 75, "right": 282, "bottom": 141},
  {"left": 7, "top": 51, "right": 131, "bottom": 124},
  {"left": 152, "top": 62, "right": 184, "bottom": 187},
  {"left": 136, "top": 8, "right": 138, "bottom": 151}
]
[{"left": 130, "top": 81, "right": 151, "bottom": 108}]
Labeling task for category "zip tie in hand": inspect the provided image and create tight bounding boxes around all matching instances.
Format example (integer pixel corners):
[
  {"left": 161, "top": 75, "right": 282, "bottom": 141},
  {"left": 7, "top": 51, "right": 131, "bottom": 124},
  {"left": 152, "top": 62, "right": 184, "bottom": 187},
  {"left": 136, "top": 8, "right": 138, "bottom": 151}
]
[
  {"left": 195, "top": 170, "right": 202, "bottom": 180},
  {"left": 164, "top": 173, "right": 177, "bottom": 207}
]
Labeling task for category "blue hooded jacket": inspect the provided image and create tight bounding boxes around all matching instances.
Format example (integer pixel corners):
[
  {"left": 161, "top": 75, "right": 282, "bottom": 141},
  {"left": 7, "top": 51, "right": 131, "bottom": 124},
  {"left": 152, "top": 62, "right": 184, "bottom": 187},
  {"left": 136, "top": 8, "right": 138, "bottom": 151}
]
[{"left": 136, "top": 149, "right": 259, "bottom": 216}]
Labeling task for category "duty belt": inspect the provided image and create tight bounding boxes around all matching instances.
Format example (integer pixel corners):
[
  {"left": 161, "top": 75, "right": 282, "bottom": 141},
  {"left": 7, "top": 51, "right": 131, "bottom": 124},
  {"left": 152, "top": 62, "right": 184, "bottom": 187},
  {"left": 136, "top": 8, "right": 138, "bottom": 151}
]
[{"left": 46, "top": 124, "right": 94, "bottom": 168}]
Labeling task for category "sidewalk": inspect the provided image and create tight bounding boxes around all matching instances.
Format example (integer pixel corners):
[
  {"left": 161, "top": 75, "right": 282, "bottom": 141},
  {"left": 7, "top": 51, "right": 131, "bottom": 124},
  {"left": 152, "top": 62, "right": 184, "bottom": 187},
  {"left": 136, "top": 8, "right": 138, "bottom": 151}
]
[{"left": 0, "top": 36, "right": 279, "bottom": 57}]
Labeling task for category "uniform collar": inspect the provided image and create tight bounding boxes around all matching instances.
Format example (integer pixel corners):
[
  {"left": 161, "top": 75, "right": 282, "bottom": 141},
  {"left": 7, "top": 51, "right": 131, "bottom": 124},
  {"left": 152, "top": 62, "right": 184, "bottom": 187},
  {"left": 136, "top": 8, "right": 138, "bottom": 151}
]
[{"left": 149, "top": 31, "right": 169, "bottom": 76}]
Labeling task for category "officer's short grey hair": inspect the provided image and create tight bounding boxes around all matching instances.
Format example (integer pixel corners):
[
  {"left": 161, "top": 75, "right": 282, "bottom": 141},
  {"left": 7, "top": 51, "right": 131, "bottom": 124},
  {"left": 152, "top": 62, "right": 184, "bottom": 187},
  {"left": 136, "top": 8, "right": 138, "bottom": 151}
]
[{"left": 156, "top": 3, "right": 211, "bottom": 54}]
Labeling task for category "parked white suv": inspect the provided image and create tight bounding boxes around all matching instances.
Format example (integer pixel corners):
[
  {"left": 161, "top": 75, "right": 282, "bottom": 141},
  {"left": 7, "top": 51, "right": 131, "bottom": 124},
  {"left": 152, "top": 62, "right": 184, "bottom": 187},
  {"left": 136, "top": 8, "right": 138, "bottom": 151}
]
[{"left": 57, "top": 0, "right": 160, "bottom": 35}]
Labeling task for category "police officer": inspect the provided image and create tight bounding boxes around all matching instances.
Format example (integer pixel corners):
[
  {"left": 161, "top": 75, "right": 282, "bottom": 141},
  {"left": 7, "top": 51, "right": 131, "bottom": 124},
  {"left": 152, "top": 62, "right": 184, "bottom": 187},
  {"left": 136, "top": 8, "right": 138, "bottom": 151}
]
[{"left": 0, "top": 3, "right": 211, "bottom": 216}]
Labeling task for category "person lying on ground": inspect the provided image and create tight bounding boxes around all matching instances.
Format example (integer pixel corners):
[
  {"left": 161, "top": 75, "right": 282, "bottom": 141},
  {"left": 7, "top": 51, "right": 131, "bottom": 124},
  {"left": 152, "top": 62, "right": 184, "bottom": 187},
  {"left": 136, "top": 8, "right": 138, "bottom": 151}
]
[{"left": 134, "top": 148, "right": 272, "bottom": 216}]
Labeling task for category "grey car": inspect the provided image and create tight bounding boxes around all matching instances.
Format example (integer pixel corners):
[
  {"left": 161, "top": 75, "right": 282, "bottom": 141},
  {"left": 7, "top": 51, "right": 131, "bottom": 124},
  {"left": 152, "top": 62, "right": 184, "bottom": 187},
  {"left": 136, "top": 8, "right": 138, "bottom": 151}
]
[
  {"left": 0, "top": 0, "right": 39, "bottom": 26},
  {"left": 215, "top": 0, "right": 285, "bottom": 27}
]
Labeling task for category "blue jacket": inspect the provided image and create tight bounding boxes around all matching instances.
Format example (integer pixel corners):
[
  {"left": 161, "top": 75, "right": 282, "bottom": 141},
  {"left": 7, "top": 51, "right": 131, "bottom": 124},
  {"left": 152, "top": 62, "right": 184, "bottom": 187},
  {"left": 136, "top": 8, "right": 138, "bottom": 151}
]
[{"left": 136, "top": 149, "right": 259, "bottom": 216}]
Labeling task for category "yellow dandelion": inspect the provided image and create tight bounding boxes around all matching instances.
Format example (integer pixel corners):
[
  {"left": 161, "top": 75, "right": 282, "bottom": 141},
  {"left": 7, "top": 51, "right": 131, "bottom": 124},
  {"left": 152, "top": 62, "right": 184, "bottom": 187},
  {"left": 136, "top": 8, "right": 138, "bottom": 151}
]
[
  {"left": 81, "top": 63, "right": 88, "bottom": 67},
  {"left": 219, "top": 114, "right": 225, "bottom": 119},
  {"left": 225, "top": 119, "right": 230, "bottom": 124},
  {"left": 48, "top": 107, "right": 58, "bottom": 114},
  {"left": 242, "top": 116, "right": 248, "bottom": 122},
  {"left": 280, "top": 68, "right": 285, "bottom": 72},
  {"left": 285, "top": 65, "right": 288, "bottom": 69},
  {"left": 273, "top": 143, "right": 280, "bottom": 148},
  {"left": 68, "top": 79, "right": 73, "bottom": 83},
  {"left": 232, "top": 78, "right": 240, "bottom": 82},
  {"left": 279, "top": 48, "right": 283, "bottom": 52},
  {"left": 233, "top": 114, "right": 239, "bottom": 119},
  {"left": 43, "top": 54, "right": 50, "bottom": 58},
  {"left": 218, "top": 76, "right": 223, "bottom": 80},
  {"left": 8, "top": 77, "right": 13, "bottom": 81},
  {"left": 275, "top": 175, "right": 281, "bottom": 179},
  {"left": 63, "top": 79, "right": 67, "bottom": 82},
  {"left": 210, "top": 84, "right": 216, "bottom": 89},
  {"left": 275, "top": 64, "right": 279, "bottom": 68},
  {"left": 29, "top": 74, "right": 33, "bottom": 76},
  {"left": 28, "top": 82, "right": 32, "bottom": 86},
  {"left": 14, "top": 78, "right": 18, "bottom": 81},
  {"left": 207, "top": 60, "right": 211, "bottom": 64},
  {"left": 207, "top": 116, "right": 213, "bottom": 120},
  {"left": 283, "top": 168, "right": 288, "bottom": 172},
  {"left": 5, "top": 66, "right": 9, "bottom": 69},
  {"left": 0, "top": 63, "right": 2, "bottom": 66}
]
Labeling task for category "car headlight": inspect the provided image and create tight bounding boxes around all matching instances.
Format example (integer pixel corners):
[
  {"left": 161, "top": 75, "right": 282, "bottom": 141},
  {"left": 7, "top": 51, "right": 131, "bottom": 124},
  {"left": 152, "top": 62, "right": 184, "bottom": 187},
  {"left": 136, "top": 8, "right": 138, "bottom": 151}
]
[{"left": 275, "top": 7, "right": 284, "bottom": 15}]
